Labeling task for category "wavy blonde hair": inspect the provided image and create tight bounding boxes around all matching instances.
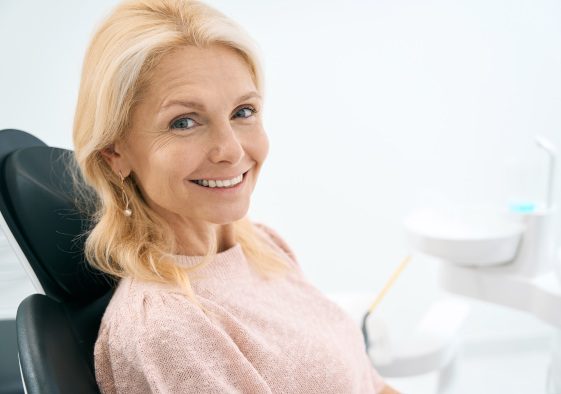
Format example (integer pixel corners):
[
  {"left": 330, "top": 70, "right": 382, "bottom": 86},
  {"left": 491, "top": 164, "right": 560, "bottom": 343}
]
[{"left": 72, "top": 0, "right": 293, "bottom": 314}]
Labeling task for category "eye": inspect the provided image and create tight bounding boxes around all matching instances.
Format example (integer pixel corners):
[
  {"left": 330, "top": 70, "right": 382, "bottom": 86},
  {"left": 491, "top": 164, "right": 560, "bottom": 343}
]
[
  {"left": 170, "top": 117, "right": 196, "bottom": 130},
  {"left": 234, "top": 106, "right": 257, "bottom": 119}
]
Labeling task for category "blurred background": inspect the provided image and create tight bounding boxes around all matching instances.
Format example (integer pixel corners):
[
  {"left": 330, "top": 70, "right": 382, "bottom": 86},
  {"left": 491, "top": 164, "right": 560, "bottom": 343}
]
[{"left": 1, "top": 0, "right": 560, "bottom": 392}]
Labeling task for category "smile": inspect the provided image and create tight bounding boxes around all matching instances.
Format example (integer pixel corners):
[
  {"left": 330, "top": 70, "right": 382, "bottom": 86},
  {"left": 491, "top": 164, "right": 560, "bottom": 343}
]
[{"left": 189, "top": 171, "right": 247, "bottom": 189}]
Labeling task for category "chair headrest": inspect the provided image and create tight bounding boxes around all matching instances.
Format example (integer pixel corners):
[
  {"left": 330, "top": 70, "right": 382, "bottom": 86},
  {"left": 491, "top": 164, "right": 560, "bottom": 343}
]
[{"left": 3, "top": 146, "right": 114, "bottom": 303}]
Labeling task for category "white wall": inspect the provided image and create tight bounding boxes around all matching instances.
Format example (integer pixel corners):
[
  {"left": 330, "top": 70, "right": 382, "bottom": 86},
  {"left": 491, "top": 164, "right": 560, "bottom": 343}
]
[{"left": 1, "top": 1, "right": 560, "bottom": 390}]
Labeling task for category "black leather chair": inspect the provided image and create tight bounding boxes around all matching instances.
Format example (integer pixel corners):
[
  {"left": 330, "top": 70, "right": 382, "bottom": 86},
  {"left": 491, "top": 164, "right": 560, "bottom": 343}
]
[{"left": 0, "top": 129, "right": 116, "bottom": 394}]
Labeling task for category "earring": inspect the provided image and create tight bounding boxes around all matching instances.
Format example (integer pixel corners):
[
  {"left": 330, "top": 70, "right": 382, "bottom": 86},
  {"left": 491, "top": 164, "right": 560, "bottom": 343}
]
[{"left": 119, "top": 170, "right": 132, "bottom": 217}]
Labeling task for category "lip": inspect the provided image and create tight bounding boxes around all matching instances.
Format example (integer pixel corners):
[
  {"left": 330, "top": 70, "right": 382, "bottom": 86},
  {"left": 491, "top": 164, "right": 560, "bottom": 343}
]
[{"left": 189, "top": 170, "right": 249, "bottom": 192}]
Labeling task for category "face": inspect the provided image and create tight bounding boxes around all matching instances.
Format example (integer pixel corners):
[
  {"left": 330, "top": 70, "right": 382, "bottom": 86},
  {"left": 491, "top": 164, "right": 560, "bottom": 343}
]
[{"left": 104, "top": 44, "right": 268, "bottom": 246}]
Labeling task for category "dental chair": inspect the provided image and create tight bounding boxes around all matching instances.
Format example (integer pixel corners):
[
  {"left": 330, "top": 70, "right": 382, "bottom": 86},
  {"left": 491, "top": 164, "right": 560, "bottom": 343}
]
[{"left": 0, "top": 129, "right": 115, "bottom": 394}]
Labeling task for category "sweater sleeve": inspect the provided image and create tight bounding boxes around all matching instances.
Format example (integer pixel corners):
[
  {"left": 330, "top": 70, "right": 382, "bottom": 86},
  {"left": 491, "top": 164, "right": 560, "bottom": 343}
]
[
  {"left": 95, "top": 287, "right": 272, "bottom": 394},
  {"left": 252, "top": 222, "right": 388, "bottom": 393}
]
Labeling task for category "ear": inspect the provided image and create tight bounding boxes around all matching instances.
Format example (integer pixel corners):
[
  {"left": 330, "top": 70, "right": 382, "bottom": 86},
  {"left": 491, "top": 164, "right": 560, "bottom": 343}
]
[{"left": 100, "top": 142, "right": 131, "bottom": 178}]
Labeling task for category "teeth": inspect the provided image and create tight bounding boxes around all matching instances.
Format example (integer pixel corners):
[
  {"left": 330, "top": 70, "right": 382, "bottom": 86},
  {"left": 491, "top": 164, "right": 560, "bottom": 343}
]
[{"left": 195, "top": 174, "right": 243, "bottom": 188}]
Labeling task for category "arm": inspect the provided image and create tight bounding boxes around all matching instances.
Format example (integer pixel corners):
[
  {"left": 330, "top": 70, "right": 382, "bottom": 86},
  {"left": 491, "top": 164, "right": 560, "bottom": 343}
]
[{"left": 253, "top": 223, "right": 399, "bottom": 393}]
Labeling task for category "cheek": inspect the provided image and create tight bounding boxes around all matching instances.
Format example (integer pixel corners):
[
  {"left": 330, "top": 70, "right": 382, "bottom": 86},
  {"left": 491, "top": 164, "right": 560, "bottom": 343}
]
[
  {"left": 130, "top": 143, "right": 199, "bottom": 194},
  {"left": 250, "top": 130, "right": 269, "bottom": 165}
]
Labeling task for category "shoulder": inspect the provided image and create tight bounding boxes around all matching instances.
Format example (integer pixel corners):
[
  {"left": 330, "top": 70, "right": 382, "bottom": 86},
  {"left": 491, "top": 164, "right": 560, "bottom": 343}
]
[
  {"left": 252, "top": 221, "right": 300, "bottom": 267},
  {"left": 93, "top": 278, "right": 264, "bottom": 392},
  {"left": 103, "top": 275, "right": 209, "bottom": 319},
  {"left": 94, "top": 277, "right": 223, "bottom": 380},
  {"left": 96, "top": 277, "right": 210, "bottom": 352}
]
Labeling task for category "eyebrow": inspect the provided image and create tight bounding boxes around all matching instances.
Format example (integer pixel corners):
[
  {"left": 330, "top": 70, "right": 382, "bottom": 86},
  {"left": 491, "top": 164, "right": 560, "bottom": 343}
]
[{"left": 159, "top": 91, "right": 262, "bottom": 112}]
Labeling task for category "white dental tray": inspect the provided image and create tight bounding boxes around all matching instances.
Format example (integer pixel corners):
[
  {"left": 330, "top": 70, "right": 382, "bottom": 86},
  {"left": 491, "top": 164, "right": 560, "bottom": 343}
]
[{"left": 404, "top": 207, "right": 525, "bottom": 266}]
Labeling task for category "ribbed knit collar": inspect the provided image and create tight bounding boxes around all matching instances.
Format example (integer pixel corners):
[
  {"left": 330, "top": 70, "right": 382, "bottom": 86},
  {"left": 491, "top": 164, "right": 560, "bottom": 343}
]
[{"left": 173, "top": 243, "right": 251, "bottom": 281}]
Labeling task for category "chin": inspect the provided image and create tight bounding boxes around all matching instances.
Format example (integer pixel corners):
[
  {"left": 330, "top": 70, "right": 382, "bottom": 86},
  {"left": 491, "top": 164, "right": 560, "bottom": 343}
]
[{"left": 204, "top": 206, "right": 249, "bottom": 225}]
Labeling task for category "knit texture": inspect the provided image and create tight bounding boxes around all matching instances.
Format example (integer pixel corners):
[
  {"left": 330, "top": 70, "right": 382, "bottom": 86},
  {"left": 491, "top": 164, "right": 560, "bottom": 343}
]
[{"left": 94, "top": 222, "right": 386, "bottom": 393}]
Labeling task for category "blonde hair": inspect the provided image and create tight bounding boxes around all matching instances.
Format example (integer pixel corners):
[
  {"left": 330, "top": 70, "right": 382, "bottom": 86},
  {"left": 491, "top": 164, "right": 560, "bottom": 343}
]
[{"left": 72, "top": 0, "right": 292, "bottom": 315}]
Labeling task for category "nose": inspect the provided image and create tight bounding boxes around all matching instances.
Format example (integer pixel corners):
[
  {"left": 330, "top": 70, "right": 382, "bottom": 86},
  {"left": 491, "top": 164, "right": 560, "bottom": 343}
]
[{"left": 207, "top": 123, "right": 244, "bottom": 165}]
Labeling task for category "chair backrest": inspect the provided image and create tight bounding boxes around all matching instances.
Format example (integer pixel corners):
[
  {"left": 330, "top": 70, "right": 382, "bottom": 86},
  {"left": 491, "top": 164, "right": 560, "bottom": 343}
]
[
  {"left": 0, "top": 129, "right": 46, "bottom": 294},
  {"left": 0, "top": 129, "right": 116, "bottom": 394},
  {"left": 17, "top": 292, "right": 113, "bottom": 394},
  {"left": 0, "top": 130, "right": 113, "bottom": 302}
]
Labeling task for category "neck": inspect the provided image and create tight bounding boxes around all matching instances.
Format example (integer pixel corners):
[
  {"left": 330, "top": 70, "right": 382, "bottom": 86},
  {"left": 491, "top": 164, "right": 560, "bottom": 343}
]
[{"left": 173, "top": 222, "right": 236, "bottom": 256}]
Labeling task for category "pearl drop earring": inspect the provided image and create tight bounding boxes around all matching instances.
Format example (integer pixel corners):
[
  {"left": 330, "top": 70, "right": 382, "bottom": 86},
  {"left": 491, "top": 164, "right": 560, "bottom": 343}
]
[{"left": 119, "top": 170, "right": 132, "bottom": 217}]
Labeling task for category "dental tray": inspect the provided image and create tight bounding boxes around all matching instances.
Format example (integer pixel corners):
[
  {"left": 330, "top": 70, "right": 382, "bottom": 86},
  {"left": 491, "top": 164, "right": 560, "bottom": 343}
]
[{"left": 404, "top": 207, "right": 525, "bottom": 266}]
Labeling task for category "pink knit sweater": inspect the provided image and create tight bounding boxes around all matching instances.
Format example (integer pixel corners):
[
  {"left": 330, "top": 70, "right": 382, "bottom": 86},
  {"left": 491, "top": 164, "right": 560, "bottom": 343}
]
[{"left": 94, "top": 222, "right": 386, "bottom": 393}]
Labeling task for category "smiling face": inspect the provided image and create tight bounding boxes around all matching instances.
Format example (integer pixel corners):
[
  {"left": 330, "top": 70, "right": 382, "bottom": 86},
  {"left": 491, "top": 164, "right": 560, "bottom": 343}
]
[{"left": 103, "top": 44, "right": 268, "bottom": 251}]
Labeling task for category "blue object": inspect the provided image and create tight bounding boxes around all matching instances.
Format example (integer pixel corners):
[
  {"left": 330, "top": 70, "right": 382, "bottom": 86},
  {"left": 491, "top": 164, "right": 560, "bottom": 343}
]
[{"left": 509, "top": 202, "right": 536, "bottom": 213}]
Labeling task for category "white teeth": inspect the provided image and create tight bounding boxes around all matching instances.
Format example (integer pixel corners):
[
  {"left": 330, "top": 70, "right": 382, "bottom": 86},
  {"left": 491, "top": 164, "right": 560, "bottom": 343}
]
[{"left": 195, "top": 174, "right": 243, "bottom": 188}]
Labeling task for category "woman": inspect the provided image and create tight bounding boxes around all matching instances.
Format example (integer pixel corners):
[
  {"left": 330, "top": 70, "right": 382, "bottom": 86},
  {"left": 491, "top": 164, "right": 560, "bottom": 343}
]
[{"left": 73, "top": 0, "right": 398, "bottom": 392}]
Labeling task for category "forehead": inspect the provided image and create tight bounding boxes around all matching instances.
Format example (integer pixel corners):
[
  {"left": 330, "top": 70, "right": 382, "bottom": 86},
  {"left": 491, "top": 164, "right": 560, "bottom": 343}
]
[{"left": 145, "top": 44, "right": 256, "bottom": 102}]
